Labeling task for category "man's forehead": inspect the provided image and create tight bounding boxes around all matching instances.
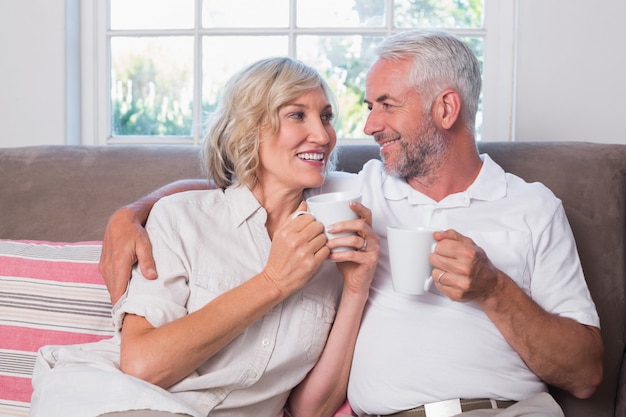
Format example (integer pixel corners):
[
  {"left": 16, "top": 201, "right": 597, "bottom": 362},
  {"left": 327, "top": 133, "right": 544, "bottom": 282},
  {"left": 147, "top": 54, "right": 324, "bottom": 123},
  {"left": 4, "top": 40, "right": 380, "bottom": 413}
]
[{"left": 365, "top": 68, "right": 413, "bottom": 103}]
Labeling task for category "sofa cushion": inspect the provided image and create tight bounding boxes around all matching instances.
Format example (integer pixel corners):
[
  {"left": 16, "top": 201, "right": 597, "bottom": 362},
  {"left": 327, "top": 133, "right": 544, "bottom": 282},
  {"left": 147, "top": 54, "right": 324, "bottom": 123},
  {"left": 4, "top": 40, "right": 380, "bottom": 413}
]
[
  {"left": 0, "top": 240, "right": 357, "bottom": 417},
  {"left": 0, "top": 240, "right": 113, "bottom": 416}
]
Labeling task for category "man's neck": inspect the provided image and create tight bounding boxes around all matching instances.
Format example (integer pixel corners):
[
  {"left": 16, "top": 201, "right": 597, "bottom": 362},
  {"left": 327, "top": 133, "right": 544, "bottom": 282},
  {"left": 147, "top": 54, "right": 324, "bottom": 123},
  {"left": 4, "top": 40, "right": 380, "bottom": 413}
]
[{"left": 406, "top": 147, "right": 483, "bottom": 202}]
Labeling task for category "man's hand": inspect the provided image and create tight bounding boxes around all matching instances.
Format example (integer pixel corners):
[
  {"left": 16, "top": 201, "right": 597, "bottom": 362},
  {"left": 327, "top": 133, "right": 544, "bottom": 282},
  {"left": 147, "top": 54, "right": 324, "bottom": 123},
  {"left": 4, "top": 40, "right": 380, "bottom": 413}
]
[
  {"left": 430, "top": 229, "right": 501, "bottom": 302},
  {"left": 99, "top": 206, "right": 156, "bottom": 304},
  {"left": 98, "top": 179, "right": 211, "bottom": 304},
  {"left": 430, "top": 229, "right": 603, "bottom": 398}
]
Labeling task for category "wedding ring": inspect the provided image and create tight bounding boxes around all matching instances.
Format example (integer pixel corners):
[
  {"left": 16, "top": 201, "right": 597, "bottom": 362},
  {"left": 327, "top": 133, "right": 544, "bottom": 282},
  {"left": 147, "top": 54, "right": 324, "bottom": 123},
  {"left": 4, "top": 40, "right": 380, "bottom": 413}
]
[
  {"left": 437, "top": 271, "right": 447, "bottom": 285},
  {"left": 291, "top": 210, "right": 309, "bottom": 219},
  {"left": 359, "top": 238, "right": 368, "bottom": 252}
]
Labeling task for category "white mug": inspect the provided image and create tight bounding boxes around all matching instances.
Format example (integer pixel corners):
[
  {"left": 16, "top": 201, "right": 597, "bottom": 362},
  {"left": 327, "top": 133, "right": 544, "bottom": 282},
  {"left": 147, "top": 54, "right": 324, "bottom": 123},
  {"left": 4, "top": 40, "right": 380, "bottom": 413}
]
[
  {"left": 386, "top": 225, "right": 439, "bottom": 295},
  {"left": 304, "top": 191, "right": 362, "bottom": 253}
]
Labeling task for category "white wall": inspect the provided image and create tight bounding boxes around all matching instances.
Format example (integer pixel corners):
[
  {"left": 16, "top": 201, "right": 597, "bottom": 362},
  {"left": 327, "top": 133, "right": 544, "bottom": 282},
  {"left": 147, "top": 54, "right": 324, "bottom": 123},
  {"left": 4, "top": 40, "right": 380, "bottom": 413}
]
[
  {"left": 0, "top": 0, "right": 67, "bottom": 147},
  {"left": 0, "top": 0, "right": 624, "bottom": 147},
  {"left": 515, "top": 0, "right": 626, "bottom": 144}
]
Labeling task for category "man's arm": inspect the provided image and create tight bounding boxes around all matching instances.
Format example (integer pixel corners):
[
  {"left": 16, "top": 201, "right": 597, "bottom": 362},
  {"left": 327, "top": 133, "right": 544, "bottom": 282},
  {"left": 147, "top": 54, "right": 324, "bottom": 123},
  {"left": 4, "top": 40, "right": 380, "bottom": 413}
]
[
  {"left": 99, "top": 179, "right": 211, "bottom": 304},
  {"left": 479, "top": 272, "right": 603, "bottom": 399},
  {"left": 432, "top": 229, "right": 604, "bottom": 399}
]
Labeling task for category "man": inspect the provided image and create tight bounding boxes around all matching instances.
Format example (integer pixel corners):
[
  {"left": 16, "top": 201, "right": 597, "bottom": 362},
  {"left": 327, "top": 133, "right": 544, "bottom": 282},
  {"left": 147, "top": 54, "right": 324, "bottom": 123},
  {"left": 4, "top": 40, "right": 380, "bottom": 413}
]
[{"left": 100, "top": 30, "right": 603, "bottom": 417}]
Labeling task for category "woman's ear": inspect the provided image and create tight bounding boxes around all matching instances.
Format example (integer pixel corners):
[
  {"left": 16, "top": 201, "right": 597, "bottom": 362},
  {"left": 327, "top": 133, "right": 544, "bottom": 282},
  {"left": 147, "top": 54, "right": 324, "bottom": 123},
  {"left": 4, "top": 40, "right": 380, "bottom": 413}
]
[{"left": 434, "top": 89, "right": 461, "bottom": 130}]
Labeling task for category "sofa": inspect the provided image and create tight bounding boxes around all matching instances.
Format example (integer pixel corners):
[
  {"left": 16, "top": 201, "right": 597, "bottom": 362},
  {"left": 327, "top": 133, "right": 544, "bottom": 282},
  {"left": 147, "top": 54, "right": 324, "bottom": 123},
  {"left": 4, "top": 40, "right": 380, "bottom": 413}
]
[{"left": 0, "top": 142, "right": 625, "bottom": 417}]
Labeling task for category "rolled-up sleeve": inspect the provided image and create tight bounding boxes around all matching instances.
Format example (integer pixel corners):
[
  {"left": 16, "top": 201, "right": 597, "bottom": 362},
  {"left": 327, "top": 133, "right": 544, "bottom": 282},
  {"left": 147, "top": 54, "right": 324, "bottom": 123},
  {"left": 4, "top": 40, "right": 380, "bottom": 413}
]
[{"left": 113, "top": 199, "right": 192, "bottom": 331}]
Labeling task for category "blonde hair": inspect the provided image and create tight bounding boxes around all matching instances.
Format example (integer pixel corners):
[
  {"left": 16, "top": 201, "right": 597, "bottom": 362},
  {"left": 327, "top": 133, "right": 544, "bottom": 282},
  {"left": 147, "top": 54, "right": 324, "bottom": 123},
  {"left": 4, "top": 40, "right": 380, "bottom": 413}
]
[{"left": 202, "top": 57, "right": 337, "bottom": 189}]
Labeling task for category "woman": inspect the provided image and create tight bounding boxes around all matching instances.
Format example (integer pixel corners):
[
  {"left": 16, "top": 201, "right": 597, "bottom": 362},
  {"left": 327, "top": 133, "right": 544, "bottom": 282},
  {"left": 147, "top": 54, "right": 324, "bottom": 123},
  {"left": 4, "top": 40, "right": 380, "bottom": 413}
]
[{"left": 30, "top": 57, "right": 378, "bottom": 417}]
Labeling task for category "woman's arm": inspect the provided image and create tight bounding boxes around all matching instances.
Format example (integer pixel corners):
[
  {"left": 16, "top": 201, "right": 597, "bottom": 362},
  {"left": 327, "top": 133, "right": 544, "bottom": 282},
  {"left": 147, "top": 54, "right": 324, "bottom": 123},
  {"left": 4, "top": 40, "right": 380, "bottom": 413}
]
[
  {"left": 120, "top": 203, "right": 332, "bottom": 388},
  {"left": 288, "top": 202, "right": 380, "bottom": 417},
  {"left": 121, "top": 270, "right": 285, "bottom": 388},
  {"left": 99, "top": 179, "right": 211, "bottom": 304}
]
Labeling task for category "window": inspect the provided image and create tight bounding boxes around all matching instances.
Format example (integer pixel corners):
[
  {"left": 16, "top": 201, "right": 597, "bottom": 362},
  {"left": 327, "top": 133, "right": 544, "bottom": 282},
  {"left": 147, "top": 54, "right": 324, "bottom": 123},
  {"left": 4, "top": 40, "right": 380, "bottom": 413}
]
[{"left": 79, "top": 0, "right": 516, "bottom": 145}]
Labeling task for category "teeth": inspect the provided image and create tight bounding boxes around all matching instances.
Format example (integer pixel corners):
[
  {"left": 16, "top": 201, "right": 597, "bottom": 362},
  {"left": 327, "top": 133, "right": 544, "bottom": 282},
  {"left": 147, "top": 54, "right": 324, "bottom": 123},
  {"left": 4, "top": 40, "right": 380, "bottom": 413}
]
[
  {"left": 297, "top": 152, "right": 324, "bottom": 161},
  {"left": 380, "top": 139, "right": 400, "bottom": 149}
]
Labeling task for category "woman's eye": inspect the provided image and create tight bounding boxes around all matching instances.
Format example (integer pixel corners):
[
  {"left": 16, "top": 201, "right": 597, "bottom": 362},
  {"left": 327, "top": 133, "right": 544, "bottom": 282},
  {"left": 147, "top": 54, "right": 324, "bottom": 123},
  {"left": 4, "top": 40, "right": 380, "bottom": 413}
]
[
  {"left": 321, "top": 112, "right": 335, "bottom": 123},
  {"left": 289, "top": 111, "right": 305, "bottom": 120}
]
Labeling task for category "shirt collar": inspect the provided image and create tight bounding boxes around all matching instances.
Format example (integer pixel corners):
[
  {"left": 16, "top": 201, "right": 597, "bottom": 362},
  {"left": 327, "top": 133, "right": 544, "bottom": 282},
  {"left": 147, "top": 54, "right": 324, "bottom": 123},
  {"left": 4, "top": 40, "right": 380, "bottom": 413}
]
[
  {"left": 382, "top": 154, "right": 507, "bottom": 207},
  {"left": 225, "top": 185, "right": 267, "bottom": 227}
]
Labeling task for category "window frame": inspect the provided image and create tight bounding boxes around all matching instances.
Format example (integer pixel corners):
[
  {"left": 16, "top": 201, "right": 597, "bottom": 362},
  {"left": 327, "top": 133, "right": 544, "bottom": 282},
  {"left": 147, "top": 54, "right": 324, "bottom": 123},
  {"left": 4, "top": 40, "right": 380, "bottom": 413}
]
[{"left": 78, "top": 0, "right": 517, "bottom": 145}]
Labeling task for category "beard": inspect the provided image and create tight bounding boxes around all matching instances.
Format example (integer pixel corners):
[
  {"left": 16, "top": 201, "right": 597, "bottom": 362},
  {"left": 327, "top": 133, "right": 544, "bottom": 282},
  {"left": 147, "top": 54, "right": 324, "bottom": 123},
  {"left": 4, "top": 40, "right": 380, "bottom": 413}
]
[{"left": 381, "top": 117, "right": 449, "bottom": 180}]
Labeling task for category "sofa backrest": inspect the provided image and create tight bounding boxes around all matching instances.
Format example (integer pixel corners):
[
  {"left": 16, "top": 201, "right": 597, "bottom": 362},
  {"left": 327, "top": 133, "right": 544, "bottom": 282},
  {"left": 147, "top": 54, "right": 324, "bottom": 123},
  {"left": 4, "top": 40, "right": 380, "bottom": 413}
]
[
  {"left": 478, "top": 142, "right": 626, "bottom": 417},
  {"left": 0, "top": 145, "right": 206, "bottom": 242},
  {"left": 1, "top": 142, "right": 625, "bottom": 417}
]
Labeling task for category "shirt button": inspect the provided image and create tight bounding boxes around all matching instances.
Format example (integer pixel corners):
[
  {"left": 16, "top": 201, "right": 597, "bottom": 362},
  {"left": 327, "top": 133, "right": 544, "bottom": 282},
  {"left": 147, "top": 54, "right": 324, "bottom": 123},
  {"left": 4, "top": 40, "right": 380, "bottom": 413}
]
[
  {"left": 247, "top": 370, "right": 257, "bottom": 380},
  {"left": 218, "top": 281, "right": 228, "bottom": 291},
  {"left": 262, "top": 339, "right": 270, "bottom": 347}
]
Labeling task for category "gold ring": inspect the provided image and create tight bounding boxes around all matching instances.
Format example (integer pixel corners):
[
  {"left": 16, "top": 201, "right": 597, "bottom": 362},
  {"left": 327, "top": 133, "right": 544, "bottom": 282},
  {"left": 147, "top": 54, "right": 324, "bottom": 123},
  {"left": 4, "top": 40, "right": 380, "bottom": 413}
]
[
  {"left": 437, "top": 271, "right": 447, "bottom": 285},
  {"left": 359, "top": 239, "right": 368, "bottom": 251}
]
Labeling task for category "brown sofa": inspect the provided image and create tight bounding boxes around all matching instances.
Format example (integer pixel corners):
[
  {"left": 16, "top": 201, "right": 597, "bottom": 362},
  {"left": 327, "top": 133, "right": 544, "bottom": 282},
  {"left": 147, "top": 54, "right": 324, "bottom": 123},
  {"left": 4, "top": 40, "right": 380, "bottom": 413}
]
[{"left": 0, "top": 142, "right": 625, "bottom": 417}]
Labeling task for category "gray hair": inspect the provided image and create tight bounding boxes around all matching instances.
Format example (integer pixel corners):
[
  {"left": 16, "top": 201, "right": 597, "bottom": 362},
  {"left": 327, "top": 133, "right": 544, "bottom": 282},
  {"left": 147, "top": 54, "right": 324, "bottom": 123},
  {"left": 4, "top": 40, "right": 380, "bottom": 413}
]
[
  {"left": 202, "top": 57, "right": 337, "bottom": 189},
  {"left": 373, "top": 30, "right": 482, "bottom": 134}
]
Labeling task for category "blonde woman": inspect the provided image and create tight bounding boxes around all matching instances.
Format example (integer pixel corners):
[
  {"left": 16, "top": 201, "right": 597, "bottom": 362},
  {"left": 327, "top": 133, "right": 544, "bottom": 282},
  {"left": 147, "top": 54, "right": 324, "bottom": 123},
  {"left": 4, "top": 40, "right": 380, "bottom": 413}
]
[{"left": 30, "top": 57, "right": 378, "bottom": 417}]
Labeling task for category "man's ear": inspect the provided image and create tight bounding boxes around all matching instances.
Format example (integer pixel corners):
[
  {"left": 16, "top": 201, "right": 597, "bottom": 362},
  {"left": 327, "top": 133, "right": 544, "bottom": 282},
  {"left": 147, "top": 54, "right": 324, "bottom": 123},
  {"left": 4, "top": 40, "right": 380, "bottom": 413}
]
[{"left": 434, "top": 89, "right": 461, "bottom": 130}]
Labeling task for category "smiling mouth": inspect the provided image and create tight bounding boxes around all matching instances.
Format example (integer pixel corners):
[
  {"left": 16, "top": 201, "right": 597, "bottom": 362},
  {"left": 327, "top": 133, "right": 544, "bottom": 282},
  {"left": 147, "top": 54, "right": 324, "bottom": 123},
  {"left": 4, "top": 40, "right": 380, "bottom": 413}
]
[
  {"left": 297, "top": 152, "right": 325, "bottom": 161},
  {"left": 378, "top": 138, "right": 400, "bottom": 149}
]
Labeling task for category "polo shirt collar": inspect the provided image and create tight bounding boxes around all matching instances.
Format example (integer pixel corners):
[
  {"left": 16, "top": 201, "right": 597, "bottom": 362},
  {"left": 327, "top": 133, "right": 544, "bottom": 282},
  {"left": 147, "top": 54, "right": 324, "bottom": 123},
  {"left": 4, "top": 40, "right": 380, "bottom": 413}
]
[{"left": 382, "top": 154, "right": 507, "bottom": 207}]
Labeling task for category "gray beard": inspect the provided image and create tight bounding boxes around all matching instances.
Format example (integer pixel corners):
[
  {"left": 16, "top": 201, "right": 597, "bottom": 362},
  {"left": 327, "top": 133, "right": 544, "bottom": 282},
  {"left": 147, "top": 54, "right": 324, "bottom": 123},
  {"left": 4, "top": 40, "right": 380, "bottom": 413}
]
[{"left": 382, "top": 119, "right": 448, "bottom": 181}]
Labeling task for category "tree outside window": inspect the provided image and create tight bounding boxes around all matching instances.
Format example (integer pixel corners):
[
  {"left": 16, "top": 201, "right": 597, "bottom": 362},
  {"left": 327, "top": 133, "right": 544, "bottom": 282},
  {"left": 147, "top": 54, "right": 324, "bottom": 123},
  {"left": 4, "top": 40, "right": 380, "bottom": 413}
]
[{"left": 109, "top": 0, "right": 484, "bottom": 143}]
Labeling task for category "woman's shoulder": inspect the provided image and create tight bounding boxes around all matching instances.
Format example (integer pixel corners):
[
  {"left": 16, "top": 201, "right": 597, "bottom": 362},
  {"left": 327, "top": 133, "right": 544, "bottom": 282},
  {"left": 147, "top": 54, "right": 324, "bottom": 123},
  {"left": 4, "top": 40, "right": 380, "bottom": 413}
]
[{"left": 152, "top": 189, "right": 226, "bottom": 216}]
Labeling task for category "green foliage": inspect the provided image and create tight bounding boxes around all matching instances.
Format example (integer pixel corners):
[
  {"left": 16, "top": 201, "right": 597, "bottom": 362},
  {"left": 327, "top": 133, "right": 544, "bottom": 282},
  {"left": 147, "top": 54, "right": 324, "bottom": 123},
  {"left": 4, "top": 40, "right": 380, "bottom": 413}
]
[
  {"left": 112, "top": 0, "right": 484, "bottom": 139},
  {"left": 112, "top": 52, "right": 192, "bottom": 136}
]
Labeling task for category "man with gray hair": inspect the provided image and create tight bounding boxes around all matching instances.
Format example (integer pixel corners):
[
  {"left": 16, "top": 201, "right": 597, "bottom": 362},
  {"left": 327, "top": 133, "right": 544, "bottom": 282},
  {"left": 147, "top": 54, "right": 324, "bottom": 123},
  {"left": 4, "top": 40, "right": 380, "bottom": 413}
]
[{"left": 345, "top": 29, "right": 602, "bottom": 417}]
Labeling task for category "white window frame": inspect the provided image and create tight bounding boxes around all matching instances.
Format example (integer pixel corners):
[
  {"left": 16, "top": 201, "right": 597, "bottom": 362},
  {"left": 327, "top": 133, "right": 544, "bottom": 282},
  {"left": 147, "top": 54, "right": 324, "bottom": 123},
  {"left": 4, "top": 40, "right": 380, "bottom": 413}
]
[{"left": 78, "top": 0, "right": 517, "bottom": 146}]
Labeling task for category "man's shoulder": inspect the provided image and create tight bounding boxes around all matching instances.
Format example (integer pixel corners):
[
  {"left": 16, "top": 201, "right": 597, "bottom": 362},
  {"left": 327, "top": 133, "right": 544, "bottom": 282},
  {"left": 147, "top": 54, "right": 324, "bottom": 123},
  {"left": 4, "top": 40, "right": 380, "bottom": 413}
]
[
  {"left": 482, "top": 154, "right": 559, "bottom": 201},
  {"left": 319, "top": 170, "right": 360, "bottom": 192}
]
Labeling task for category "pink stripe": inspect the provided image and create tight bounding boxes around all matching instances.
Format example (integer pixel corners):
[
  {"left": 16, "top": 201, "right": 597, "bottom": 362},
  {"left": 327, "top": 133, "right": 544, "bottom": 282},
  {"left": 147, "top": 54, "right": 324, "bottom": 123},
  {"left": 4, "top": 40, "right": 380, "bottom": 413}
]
[
  {"left": 0, "top": 325, "right": 110, "bottom": 352},
  {"left": 0, "top": 374, "right": 32, "bottom": 403},
  {"left": 2, "top": 240, "right": 102, "bottom": 246},
  {"left": 0, "top": 257, "right": 102, "bottom": 284}
]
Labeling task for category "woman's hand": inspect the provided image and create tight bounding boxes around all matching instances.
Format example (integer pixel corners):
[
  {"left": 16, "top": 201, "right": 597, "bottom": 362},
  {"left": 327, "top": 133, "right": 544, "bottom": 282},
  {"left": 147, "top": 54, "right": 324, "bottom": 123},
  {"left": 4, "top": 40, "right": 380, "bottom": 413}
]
[
  {"left": 327, "top": 201, "right": 380, "bottom": 295},
  {"left": 261, "top": 202, "right": 330, "bottom": 297},
  {"left": 287, "top": 201, "right": 379, "bottom": 417}
]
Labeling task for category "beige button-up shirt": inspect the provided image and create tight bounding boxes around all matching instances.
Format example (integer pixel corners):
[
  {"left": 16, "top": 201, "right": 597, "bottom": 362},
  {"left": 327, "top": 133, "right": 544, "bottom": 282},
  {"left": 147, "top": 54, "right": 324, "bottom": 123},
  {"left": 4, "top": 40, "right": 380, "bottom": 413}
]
[{"left": 32, "top": 185, "right": 344, "bottom": 417}]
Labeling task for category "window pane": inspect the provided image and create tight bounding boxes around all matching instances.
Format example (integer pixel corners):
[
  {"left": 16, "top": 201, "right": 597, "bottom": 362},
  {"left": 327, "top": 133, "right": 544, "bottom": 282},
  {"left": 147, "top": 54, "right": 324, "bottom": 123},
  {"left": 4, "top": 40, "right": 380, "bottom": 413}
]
[
  {"left": 462, "top": 36, "right": 484, "bottom": 138},
  {"left": 111, "top": 37, "right": 194, "bottom": 136},
  {"left": 203, "top": 0, "right": 288, "bottom": 28},
  {"left": 110, "top": 0, "right": 194, "bottom": 30},
  {"left": 297, "top": 0, "right": 386, "bottom": 28},
  {"left": 297, "top": 35, "right": 383, "bottom": 139},
  {"left": 394, "top": 0, "right": 484, "bottom": 29},
  {"left": 202, "top": 36, "right": 288, "bottom": 111}
]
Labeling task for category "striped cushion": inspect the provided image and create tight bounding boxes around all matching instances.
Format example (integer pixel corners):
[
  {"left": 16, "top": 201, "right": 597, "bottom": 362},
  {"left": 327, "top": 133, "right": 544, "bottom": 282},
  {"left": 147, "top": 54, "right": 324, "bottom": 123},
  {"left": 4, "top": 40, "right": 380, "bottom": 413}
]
[{"left": 0, "top": 240, "right": 113, "bottom": 417}]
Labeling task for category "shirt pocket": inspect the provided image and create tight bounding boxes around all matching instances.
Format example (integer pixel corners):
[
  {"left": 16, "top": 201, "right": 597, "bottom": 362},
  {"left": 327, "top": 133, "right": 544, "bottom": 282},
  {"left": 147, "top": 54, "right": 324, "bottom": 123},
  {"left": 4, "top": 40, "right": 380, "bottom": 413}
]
[
  {"left": 188, "top": 270, "right": 229, "bottom": 312},
  {"left": 297, "top": 292, "right": 336, "bottom": 361},
  {"left": 468, "top": 230, "right": 531, "bottom": 292}
]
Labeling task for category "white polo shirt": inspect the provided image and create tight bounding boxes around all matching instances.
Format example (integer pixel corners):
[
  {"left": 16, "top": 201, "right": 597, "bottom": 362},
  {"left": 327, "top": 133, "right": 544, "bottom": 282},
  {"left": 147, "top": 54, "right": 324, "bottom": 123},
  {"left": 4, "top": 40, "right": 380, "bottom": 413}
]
[{"left": 341, "top": 156, "right": 600, "bottom": 416}]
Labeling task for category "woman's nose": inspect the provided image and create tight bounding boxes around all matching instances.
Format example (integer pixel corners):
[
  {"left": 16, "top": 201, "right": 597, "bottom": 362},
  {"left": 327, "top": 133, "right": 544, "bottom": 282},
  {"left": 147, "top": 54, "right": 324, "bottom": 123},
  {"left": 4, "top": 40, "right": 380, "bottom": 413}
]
[{"left": 309, "top": 120, "right": 333, "bottom": 144}]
